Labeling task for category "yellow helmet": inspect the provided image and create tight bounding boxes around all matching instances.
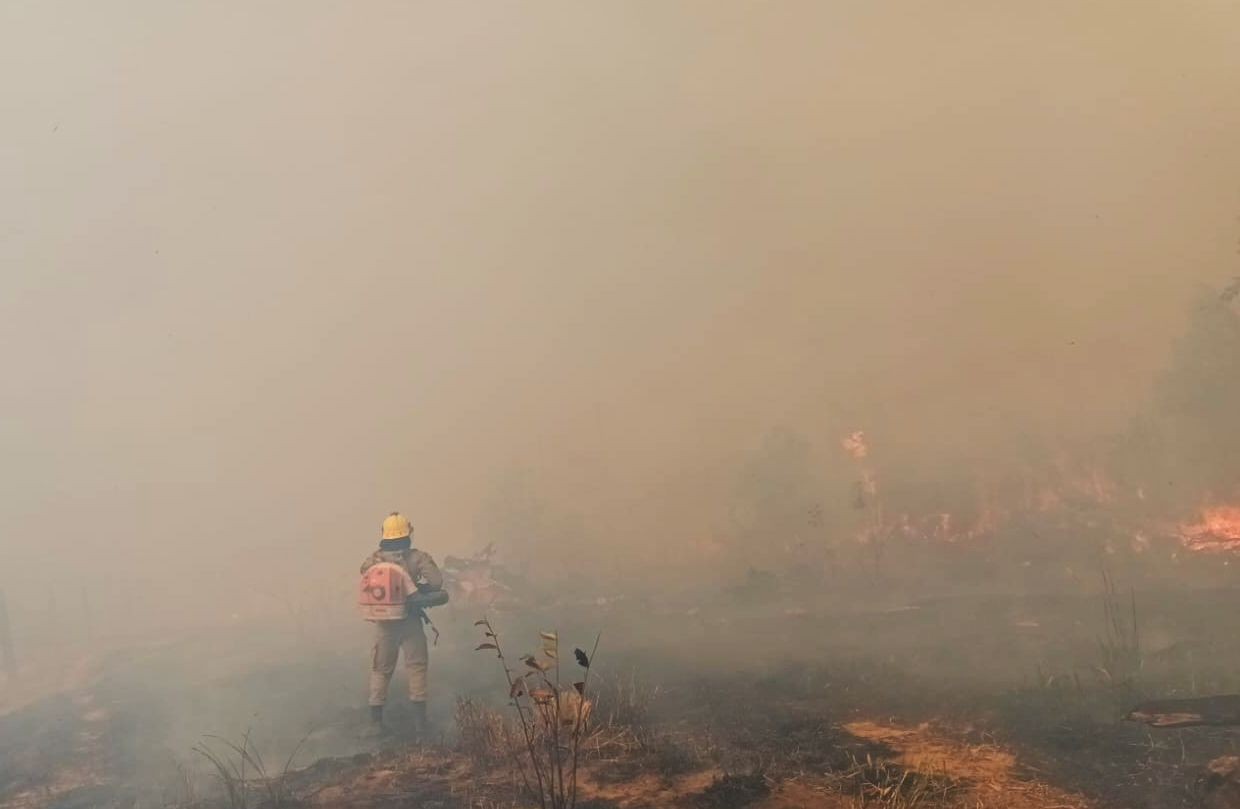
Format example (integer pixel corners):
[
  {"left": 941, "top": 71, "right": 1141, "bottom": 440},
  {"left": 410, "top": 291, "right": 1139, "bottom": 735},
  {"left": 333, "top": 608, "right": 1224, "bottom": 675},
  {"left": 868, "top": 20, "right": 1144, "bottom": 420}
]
[{"left": 381, "top": 512, "right": 413, "bottom": 540}]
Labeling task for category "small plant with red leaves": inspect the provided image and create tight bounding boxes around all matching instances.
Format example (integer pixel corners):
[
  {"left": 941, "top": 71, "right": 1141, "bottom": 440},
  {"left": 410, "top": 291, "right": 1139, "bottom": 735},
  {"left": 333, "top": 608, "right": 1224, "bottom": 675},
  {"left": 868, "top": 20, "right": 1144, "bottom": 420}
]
[{"left": 474, "top": 617, "right": 600, "bottom": 809}]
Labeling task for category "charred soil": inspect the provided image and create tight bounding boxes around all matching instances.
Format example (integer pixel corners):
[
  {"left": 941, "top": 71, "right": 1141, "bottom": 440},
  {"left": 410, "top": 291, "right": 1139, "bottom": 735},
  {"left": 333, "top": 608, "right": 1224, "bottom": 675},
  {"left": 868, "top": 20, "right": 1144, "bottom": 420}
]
[{"left": 5, "top": 590, "right": 1240, "bottom": 809}]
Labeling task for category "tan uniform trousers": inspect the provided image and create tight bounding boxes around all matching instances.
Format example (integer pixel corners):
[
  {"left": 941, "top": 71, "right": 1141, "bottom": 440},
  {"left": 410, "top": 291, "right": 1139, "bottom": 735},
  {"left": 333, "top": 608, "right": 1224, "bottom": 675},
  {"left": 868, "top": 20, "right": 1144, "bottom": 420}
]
[{"left": 368, "top": 615, "right": 429, "bottom": 706}]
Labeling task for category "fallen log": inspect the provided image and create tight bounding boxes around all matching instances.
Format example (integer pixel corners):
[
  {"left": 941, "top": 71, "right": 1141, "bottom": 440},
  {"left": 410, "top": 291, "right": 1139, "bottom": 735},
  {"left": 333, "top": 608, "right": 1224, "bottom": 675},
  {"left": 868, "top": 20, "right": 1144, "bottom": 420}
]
[{"left": 1127, "top": 695, "right": 1240, "bottom": 728}]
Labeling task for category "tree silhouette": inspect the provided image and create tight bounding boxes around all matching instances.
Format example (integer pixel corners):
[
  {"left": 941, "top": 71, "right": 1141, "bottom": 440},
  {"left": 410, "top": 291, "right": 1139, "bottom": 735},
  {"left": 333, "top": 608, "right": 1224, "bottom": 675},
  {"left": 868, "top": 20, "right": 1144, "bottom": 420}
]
[{"left": 1151, "top": 287, "right": 1240, "bottom": 502}]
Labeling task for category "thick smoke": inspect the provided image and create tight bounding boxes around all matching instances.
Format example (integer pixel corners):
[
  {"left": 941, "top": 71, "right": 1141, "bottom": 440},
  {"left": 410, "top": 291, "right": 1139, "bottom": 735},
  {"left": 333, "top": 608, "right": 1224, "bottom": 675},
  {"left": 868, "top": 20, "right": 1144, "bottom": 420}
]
[{"left": 2, "top": 0, "right": 1240, "bottom": 649}]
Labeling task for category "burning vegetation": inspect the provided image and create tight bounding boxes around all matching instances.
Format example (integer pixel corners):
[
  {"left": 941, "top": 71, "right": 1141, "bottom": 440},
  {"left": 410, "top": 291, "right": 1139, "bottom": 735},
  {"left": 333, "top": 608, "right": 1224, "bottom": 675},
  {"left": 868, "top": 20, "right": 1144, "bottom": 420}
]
[
  {"left": 807, "top": 290, "right": 1240, "bottom": 593},
  {"left": 1178, "top": 508, "right": 1240, "bottom": 554}
]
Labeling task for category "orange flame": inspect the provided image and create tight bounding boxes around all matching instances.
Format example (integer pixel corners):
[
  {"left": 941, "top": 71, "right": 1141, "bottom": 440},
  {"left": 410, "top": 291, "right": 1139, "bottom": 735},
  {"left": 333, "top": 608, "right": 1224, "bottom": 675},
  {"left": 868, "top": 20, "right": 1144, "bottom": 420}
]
[
  {"left": 1178, "top": 506, "right": 1240, "bottom": 553},
  {"left": 840, "top": 435, "right": 1142, "bottom": 549},
  {"left": 841, "top": 431, "right": 869, "bottom": 460}
]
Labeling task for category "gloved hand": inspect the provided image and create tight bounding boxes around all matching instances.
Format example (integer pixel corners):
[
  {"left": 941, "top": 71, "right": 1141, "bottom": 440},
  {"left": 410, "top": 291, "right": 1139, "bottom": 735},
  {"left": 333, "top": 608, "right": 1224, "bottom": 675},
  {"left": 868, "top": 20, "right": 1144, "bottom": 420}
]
[{"left": 406, "top": 589, "right": 449, "bottom": 609}]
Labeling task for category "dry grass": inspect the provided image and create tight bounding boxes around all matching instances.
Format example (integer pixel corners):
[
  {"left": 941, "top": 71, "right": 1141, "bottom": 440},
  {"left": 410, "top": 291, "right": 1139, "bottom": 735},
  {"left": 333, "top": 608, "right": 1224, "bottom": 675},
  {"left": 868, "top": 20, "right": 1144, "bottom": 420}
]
[
  {"left": 590, "top": 671, "right": 660, "bottom": 741},
  {"left": 190, "top": 729, "right": 307, "bottom": 809},
  {"left": 826, "top": 753, "right": 962, "bottom": 809},
  {"left": 455, "top": 696, "right": 512, "bottom": 769},
  {"left": 1095, "top": 567, "right": 1142, "bottom": 702}
]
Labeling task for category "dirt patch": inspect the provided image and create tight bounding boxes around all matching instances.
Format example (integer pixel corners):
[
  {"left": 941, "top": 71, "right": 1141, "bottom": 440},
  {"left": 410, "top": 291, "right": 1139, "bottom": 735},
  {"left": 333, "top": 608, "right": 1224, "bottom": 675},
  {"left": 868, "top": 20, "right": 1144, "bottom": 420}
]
[
  {"left": 844, "top": 720, "right": 1094, "bottom": 809},
  {"left": 752, "top": 781, "right": 843, "bottom": 809},
  {"left": 294, "top": 749, "right": 505, "bottom": 808},
  {"left": 578, "top": 769, "right": 722, "bottom": 808},
  {"left": 845, "top": 721, "right": 1017, "bottom": 782}
]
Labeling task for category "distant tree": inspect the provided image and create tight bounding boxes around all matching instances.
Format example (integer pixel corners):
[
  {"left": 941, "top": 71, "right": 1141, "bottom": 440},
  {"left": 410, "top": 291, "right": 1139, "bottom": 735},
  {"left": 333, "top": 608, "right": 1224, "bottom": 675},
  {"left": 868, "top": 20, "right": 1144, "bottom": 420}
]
[
  {"left": 1151, "top": 287, "right": 1240, "bottom": 502},
  {"left": 729, "top": 427, "right": 821, "bottom": 566}
]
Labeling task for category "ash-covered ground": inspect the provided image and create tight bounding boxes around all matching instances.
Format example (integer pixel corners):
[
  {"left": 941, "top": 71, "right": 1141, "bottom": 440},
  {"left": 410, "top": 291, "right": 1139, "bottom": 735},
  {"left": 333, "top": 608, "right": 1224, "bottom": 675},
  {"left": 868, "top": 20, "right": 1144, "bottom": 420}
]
[{"left": 6, "top": 569, "right": 1240, "bottom": 809}]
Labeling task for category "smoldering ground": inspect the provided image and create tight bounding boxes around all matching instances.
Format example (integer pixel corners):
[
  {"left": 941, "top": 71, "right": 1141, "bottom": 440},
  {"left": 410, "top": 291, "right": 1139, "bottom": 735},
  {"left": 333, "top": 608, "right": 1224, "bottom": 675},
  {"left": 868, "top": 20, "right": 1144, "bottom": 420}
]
[{"left": 9, "top": 565, "right": 1240, "bottom": 808}]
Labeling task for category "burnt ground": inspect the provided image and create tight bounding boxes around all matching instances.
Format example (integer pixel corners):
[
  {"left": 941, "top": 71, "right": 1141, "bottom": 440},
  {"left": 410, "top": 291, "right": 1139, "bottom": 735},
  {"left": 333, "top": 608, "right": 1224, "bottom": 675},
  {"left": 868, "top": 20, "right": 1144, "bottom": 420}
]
[{"left": 3, "top": 587, "right": 1240, "bottom": 808}]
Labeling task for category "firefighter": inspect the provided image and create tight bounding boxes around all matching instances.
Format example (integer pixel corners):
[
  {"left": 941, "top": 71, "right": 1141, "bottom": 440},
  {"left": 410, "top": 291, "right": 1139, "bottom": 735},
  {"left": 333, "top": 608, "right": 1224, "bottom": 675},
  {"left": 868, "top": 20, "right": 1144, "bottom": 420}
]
[{"left": 361, "top": 512, "right": 444, "bottom": 737}]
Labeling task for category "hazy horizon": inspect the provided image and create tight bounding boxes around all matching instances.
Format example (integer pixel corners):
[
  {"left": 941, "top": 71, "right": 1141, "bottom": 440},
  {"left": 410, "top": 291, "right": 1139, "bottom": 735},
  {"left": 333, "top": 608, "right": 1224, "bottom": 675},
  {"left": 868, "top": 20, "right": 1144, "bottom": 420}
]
[{"left": 4, "top": 2, "right": 1240, "bottom": 634}]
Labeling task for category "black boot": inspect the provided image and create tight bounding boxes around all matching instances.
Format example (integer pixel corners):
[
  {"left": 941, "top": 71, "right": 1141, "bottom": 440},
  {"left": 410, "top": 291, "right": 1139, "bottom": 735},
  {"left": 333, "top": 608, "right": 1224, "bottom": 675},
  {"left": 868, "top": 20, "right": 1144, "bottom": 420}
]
[
  {"left": 360, "top": 705, "right": 386, "bottom": 739},
  {"left": 410, "top": 701, "right": 429, "bottom": 738}
]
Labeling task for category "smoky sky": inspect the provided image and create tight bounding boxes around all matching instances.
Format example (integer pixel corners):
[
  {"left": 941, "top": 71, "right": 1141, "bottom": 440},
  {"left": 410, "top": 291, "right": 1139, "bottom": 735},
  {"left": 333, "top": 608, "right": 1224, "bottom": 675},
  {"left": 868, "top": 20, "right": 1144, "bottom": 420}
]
[{"left": 3, "top": 2, "right": 1239, "bottom": 621}]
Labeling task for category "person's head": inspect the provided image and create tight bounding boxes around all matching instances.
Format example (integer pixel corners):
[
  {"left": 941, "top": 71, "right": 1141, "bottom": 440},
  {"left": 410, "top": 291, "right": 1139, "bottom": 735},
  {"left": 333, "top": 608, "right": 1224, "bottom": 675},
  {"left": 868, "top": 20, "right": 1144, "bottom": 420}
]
[{"left": 380, "top": 512, "right": 413, "bottom": 544}]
